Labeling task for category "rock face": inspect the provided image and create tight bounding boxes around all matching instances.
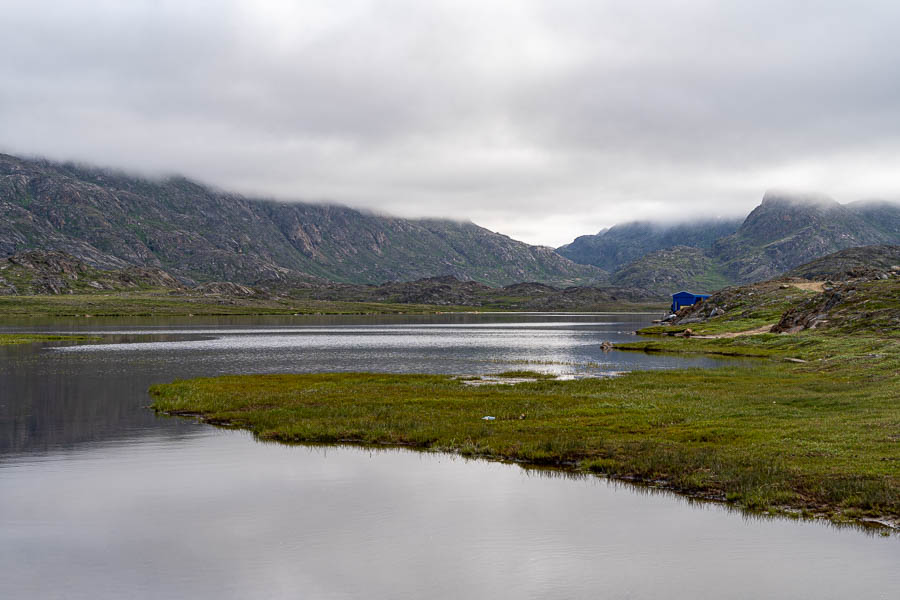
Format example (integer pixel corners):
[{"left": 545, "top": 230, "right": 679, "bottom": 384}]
[{"left": 0, "top": 153, "right": 604, "bottom": 288}]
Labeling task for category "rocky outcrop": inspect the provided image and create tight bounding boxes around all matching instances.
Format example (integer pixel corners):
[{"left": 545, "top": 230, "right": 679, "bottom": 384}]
[
  {"left": 0, "top": 250, "right": 185, "bottom": 295},
  {"left": 771, "top": 289, "right": 848, "bottom": 333},
  {"left": 785, "top": 245, "right": 900, "bottom": 281},
  {"left": 193, "top": 281, "right": 262, "bottom": 298}
]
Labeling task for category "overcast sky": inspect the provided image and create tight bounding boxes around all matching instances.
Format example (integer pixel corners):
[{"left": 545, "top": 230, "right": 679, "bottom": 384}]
[{"left": 3, "top": 1, "right": 900, "bottom": 246}]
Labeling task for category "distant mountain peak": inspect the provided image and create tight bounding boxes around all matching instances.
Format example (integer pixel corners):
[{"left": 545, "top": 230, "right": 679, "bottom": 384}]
[{"left": 760, "top": 190, "right": 839, "bottom": 208}]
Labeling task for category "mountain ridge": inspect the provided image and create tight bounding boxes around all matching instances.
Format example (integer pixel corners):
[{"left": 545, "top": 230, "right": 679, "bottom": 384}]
[
  {"left": 0, "top": 153, "right": 604, "bottom": 287},
  {"left": 559, "top": 191, "right": 900, "bottom": 290}
]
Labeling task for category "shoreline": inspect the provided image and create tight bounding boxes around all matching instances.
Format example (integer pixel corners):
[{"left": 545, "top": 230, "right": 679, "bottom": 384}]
[
  {"left": 149, "top": 354, "right": 900, "bottom": 534},
  {"left": 154, "top": 403, "right": 899, "bottom": 534}
]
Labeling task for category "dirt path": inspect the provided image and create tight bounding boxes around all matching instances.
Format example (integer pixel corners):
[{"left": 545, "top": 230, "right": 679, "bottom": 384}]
[
  {"left": 791, "top": 281, "right": 825, "bottom": 292},
  {"left": 692, "top": 324, "right": 774, "bottom": 339}
]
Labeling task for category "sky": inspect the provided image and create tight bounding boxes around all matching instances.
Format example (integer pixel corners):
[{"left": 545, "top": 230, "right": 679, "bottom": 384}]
[{"left": 3, "top": 0, "right": 900, "bottom": 247}]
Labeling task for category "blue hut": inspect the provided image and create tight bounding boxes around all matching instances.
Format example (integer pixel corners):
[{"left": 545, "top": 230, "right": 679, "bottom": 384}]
[{"left": 671, "top": 291, "right": 711, "bottom": 313}]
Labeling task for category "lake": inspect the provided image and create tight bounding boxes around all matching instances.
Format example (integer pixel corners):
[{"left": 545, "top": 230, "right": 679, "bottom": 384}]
[{"left": 1, "top": 313, "right": 897, "bottom": 599}]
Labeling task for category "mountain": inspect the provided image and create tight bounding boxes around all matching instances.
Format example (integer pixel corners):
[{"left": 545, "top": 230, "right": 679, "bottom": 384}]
[
  {"left": 608, "top": 246, "right": 732, "bottom": 293},
  {"left": 0, "top": 154, "right": 604, "bottom": 287},
  {"left": 559, "top": 191, "right": 900, "bottom": 291},
  {"left": 712, "top": 192, "right": 896, "bottom": 282},
  {"left": 846, "top": 200, "right": 900, "bottom": 238},
  {"left": 557, "top": 218, "right": 741, "bottom": 271},
  {"left": 785, "top": 245, "right": 900, "bottom": 281}
]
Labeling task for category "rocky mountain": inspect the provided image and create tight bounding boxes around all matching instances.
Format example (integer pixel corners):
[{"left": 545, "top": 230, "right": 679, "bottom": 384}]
[
  {"left": 559, "top": 191, "right": 900, "bottom": 290},
  {"left": 557, "top": 218, "right": 741, "bottom": 272},
  {"left": 0, "top": 154, "right": 604, "bottom": 287},
  {"left": 846, "top": 200, "right": 900, "bottom": 238},
  {"left": 608, "top": 246, "right": 731, "bottom": 293},
  {"left": 785, "top": 245, "right": 900, "bottom": 281},
  {"left": 712, "top": 192, "right": 896, "bottom": 282}
]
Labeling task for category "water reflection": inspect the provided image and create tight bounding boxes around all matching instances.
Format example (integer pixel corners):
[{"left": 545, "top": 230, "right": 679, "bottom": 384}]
[
  {"left": 2, "top": 437, "right": 898, "bottom": 600},
  {"left": 0, "top": 314, "right": 725, "bottom": 456}
]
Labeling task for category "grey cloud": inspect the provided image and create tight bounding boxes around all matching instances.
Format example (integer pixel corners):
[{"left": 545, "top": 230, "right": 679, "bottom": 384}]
[{"left": 2, "top": 0, "right": 900, "bottom": 246}]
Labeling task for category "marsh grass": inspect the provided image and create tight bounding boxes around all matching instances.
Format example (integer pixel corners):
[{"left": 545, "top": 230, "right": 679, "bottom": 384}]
[
  {"left": 0, "top": 291, "right": 665, "bottom": 318},
  {"left": 0, "top": 292, "right": 484, "bottom": 317},
  {"left": 493, "top": 370, "right": 558, "bottom": 379},
  {"left": 0, "top": 333, "right": 102, "bottom": 345}
]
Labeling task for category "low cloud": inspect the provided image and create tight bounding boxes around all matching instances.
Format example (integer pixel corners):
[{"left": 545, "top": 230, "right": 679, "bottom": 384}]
[{"left": 3, "top": 0, "right": 900, "bottom": 246}]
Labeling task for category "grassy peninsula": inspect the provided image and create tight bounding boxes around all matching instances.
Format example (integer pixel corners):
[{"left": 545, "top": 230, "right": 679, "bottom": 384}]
[{"left": 150, "top": 276, "right": 900, "bottom": 528}]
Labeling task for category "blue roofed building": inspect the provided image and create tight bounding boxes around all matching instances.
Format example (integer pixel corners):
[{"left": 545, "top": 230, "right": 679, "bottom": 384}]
[{"left": 671, "top": 291, "right": 711, "bottom": 313}]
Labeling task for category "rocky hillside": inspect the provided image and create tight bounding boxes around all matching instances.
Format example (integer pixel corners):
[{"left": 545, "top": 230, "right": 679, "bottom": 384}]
[
  {"left": 559, "top": 192, "right": 900, "bottom": 290},
  {"left": 659, "top": 248, "right": 900, "bottom": 336},
  {"left": 295, "top": 275, "right": 663, "bottom": 309},
  {"left": 0, "top": 250, "right": 182, "bottom": 295},
  {"left": 712, "top": 192, "right": 896, "bottom": 282},
  {"left": 785, "top": 245, "right": 900, "bottom": 281},
  {"left": 557, "top": 218, "right": 740, "bottom": 272},
  {"left": 0, "top": 249, "right": 662, "bottom": 311},
  {"left": 609, "top": 246, "right": 731, "bottom": 293},
  {"left": 0, "top": 154, "right": 603, "bottom": 287}
]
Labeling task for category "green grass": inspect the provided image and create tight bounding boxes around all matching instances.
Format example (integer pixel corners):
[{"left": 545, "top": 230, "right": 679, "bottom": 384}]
[
  {"left": 151, "top": 335, "right": 900, "bottom": 526},
  {"left": 0, "top": 292, "right": 488, "bottom": 317},
  {"left": 0, "top": 333, "right": 101, "bottom": 345},
  {"left": 0, "top": 290, "right": 664, "bottom": 318}
]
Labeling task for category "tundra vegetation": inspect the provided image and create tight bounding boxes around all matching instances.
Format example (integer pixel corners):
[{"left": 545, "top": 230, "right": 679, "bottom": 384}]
[
  {"left": 0, "top": 333, "right": 101, "bottom": 345},
  {"left": 151, "top": 277, "right": 900, "bottom": 528}
]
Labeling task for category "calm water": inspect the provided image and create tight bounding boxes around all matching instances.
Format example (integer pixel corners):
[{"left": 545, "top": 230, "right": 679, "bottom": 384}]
[{"left": 0, "top": 313, "right": 897, "bottom": 599}]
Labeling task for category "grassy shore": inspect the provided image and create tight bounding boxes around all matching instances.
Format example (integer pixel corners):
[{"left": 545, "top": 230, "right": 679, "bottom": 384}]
[
  {"left": 0, "top": 333, "right": 102, "bottom": 345},
  {"left": 0, "top": 291, "right": 485, "bottom": 317},
  {"left": 151, "top": 328, "right": 900, "bottom": 527},
  {"left": 0, "top": 290, "right": 664, "bottom": 318}
]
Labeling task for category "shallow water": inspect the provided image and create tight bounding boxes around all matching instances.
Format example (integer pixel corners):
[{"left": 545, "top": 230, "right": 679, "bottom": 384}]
[{"left": 1, "top": 313, "right": 897, "bottom": 599}]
